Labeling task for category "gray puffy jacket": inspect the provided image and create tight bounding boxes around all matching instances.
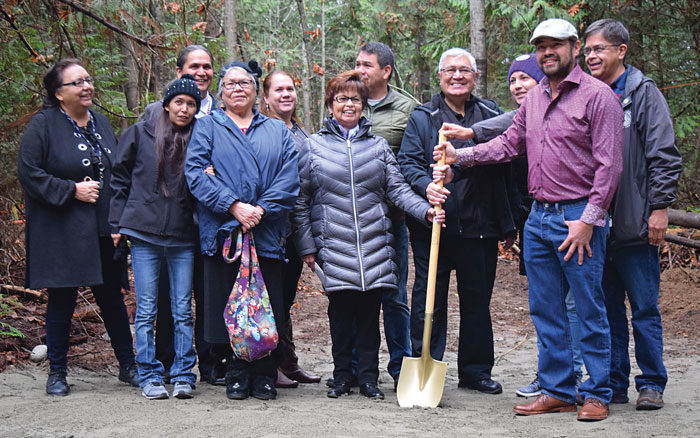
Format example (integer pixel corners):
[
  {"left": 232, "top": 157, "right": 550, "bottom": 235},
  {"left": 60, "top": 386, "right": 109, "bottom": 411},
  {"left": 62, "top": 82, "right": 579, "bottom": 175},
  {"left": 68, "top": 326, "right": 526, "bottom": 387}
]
[{"left": 293, "top": 117, "right": 431, "bottom": 293}]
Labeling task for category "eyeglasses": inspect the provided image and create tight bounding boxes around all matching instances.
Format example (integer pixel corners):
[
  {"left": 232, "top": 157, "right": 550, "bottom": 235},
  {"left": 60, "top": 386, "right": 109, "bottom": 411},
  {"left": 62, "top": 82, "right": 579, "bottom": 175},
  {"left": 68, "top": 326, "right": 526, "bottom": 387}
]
[
  {"left": 583, "top": 44, "right": 621, "bottom": 56},
  {"left": 62, "top": 77, "right": 94, "bottom": 88},
  {"left": 334, "top": 96, "right": 362, "bottom": 104},
  {"left": 222, "top": 80, "right": 254, "bottom": 90},
  {"left": 439, "top": 67, "right": 474, "bottom": 77}
]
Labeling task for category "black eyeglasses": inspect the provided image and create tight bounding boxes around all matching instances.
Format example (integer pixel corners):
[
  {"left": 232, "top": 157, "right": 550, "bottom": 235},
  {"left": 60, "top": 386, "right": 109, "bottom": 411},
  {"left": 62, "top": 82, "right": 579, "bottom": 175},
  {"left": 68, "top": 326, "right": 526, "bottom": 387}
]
[
  {"left": 222, "top": 80, "right": 254, "bottom": 90},
  {"left": 334, "top": 96, "right": 362, "bottom": 104},
  {"left": 62, "top": 77, "right": 94, "bottom": 88},
  {"left": 583, "top": 44, "right": 621, "bottom": 56}
]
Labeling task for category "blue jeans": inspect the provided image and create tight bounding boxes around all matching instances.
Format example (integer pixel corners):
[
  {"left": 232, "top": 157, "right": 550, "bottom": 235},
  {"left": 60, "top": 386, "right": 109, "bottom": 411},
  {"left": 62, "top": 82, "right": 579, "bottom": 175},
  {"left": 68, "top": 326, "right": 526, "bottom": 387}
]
[
  {"left": 382, "top": 218, "right": 411, "bottom": 378},
  {"left": 130, "top": 239, "right": 197, "bottom": 386},
  {"left": 535, "top": 289, "right": 584, "bottom": 382},
  {"left": 603, "top": 244, "right": 667, "bottom": 394},
  {"left": 524, "top": 200, "right": 611, "bottom": 404}
]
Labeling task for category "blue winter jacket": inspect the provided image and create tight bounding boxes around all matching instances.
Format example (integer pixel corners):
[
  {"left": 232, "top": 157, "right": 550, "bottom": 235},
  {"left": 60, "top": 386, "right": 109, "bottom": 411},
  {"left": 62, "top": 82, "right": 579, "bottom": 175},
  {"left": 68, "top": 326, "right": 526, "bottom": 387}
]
[{"left": 185, "top": 108, "right": 299, "bottom": 259}]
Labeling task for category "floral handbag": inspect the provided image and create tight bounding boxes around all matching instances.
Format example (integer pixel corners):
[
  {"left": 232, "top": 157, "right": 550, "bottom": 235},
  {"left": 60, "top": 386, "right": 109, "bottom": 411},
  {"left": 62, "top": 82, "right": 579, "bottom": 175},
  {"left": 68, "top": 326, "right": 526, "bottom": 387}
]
[{"left": 222, "top": 230, "right": 278, "bottom": 361}]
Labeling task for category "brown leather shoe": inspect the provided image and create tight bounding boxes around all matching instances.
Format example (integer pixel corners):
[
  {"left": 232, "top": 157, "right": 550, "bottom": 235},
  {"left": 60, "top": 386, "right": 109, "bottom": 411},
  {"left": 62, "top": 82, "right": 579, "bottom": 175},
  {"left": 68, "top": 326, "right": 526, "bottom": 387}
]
[
  {"left": 281, "top": 366, "right": 321, "bottom": 384},
  {"left": 275, "top": 369, "right": 298, "bottom": 388},
  {"left": 513, "top": 394, "right": 576, "bottom": 415},
  {"left": 636, "top": 388, "right": 664, "bottom": 410},
  {"left": 577, "top": 398, "right": 609, "bottom": 421}
]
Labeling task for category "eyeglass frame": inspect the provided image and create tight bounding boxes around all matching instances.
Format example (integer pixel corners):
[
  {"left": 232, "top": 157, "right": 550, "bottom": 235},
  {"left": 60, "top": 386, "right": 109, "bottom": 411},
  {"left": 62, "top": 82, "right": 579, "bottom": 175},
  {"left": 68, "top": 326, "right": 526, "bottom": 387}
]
[
  {"left": 333, "top": 95, "right": 362, "bottom": 105},
  {"left": 583, "top": 44, "right": 622, "bottom": 56},
  {"left": 62, "top": 77, "right": 94, "bottom": 88},
  {"left": 439, "top": 66, "right": 475, "bottom": 77},
  {"left": 222, "top": 79, "right": 254, "bottom": 90}
]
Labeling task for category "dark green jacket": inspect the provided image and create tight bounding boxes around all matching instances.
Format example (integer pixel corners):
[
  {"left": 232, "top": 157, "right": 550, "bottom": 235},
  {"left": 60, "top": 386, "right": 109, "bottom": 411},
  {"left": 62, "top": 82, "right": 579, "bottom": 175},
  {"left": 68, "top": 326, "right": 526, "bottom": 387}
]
[{"left": 362, "top": 86, "right": 418, "bottom": 156}]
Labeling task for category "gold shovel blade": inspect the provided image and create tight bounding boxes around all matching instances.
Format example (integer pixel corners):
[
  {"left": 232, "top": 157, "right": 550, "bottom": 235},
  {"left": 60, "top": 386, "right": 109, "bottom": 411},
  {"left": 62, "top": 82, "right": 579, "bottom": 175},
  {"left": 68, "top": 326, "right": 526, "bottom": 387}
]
[{"left": 396, "top": 355, "right": 448, "bottom": 408}]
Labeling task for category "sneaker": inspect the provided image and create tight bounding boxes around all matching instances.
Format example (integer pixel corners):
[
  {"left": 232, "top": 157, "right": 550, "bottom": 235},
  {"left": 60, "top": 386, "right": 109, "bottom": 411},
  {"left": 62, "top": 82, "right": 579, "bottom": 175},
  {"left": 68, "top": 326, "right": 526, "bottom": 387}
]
[
  {"left": 251, "top": 377, "right": 277, "bottom": 401},
  {"left": 172, "top": 381, "right": 194, "bottom": 399},
  {"left": 142, "top": 381, "right": 169, "bottom": 400},
  {"left": 515, "top": 376, "right": 541, "bottom": 397},
  {"left": 46, "top": 368, "right": 70, "bottom": 396},
  {"left": 118, "top": 362, "right": 140, "bottom": 388}
]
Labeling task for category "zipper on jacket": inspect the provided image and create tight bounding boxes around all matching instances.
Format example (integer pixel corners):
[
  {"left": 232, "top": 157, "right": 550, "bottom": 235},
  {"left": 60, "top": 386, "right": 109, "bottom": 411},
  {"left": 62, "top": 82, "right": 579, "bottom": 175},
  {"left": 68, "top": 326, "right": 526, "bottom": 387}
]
[{"left": 346, "top": 138, "right": 366, "bottom": 291}]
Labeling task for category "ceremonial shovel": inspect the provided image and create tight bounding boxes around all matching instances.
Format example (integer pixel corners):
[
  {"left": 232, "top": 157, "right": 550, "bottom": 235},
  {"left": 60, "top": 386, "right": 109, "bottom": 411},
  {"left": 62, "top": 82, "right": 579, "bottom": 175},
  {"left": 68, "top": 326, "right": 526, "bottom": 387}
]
[{"left": 396, "top": 132, "right": 448, "bottom": 408}]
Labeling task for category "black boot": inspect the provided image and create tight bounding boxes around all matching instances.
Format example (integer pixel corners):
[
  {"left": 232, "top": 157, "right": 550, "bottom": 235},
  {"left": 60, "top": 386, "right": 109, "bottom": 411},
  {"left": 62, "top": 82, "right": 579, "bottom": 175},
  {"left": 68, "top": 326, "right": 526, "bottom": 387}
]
[
  {"left": 46, "top": 368, "right": 69, "bottom": 396},
  {"left": 118, "top": 362, "right": 140, "bottom": 387}
]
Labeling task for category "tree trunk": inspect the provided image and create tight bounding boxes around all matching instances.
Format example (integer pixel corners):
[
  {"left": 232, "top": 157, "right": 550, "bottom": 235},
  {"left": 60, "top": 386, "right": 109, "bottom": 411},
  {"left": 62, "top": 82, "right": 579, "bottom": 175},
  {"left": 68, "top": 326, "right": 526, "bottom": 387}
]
[
  {"left": 294, "top": 0, "right": 314, "bottom": 130},
  {"left": 412, "top": 7, "right": 430, "bottom": 103},
  {"left": 318, "top": 0, "right": 326, "bottom": 129},
  {"left": 224, "top": 0, "right": 241, "bottom": 59},
  {"left": 119, "top": 37, "right": 139, "bottom": 112},
  {"left": 470, "top": 0, "right": 487, "bottom": 97},
  {"left": 149, "top": 0, "right": 168, "bottom": 99}
]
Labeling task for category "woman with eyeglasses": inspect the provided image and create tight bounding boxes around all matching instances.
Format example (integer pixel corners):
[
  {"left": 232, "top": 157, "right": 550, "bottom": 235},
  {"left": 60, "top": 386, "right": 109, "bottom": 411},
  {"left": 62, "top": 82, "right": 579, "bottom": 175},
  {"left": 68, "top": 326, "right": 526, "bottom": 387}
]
[
  {"left": 260, "top": 70, "right": 321, "bottom": 388},
  {"left": 292, "top": 70, "right": 444, "bottom": 401},
  {"left": 17, "top": 58, "right": 138, "bottom": 396},
  {"left": 185, "top": 60, "right": 299, "bottom": 401}
]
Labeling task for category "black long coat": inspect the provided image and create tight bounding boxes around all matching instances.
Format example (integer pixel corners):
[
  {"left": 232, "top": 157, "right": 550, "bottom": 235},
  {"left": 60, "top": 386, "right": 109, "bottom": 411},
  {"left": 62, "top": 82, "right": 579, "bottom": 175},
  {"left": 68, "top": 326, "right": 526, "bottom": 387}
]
[{"left": 17, "top": 106, "right": 118, "bottom": 289}]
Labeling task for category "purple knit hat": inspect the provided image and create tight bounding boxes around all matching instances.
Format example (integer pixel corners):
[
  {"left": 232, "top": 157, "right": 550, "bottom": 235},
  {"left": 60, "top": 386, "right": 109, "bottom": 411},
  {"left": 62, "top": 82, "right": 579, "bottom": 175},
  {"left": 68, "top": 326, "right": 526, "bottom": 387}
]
[{"left": 507, "top": 53, "right": 545, "bottom": 85}]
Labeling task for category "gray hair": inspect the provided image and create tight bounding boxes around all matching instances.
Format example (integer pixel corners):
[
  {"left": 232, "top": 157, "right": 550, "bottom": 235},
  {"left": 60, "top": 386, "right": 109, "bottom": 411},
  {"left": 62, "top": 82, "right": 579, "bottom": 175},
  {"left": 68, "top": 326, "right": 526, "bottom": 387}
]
[
  {"left": 216, "top": 65, "right": 258, "bottom": 101},
  {"left": 584, "top": 19, "right": 630, "bottom": 47},
  {"left": 438, "top": 48, "right": 478, "bottom": 74}
]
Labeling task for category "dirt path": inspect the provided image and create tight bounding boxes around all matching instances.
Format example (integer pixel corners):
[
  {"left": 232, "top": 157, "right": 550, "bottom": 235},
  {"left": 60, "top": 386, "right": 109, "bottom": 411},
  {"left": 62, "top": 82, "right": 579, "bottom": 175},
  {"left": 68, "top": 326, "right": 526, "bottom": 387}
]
[{"left": 1, "top": 261, "right": 698, "bottom": 436}]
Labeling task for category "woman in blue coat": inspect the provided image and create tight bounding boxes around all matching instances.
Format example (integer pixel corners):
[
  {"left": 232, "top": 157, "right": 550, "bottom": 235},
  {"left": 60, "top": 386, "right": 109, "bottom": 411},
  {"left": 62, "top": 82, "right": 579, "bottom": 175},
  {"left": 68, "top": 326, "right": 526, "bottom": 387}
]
[{"left": 185, "top": 61, "right": 299, "bottom": 401}]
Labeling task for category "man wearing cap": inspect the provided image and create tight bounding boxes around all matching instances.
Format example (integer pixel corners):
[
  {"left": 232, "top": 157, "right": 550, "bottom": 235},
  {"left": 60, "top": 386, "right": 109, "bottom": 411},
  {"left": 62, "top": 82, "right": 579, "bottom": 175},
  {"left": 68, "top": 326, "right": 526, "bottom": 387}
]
[
  {"left": 435, "top": 19, "right": 623, "bottom": 420},
  {"left": 399, "top": 47, "right": 515, "bottom": 395},
  {"left": 584, "top": 19, "right": 682, "bottom": 411},
  {"left": 141, "top": 45, "right": 224, "bottom": 387},
  {"left": 354, "top": 42, "right": 418, "bottom": 388}
]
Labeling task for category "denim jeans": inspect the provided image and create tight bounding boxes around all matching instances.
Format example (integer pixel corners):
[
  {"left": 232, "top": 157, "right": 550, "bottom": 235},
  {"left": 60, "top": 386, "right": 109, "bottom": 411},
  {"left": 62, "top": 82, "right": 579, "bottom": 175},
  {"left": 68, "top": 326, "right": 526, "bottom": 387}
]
[
  {"left": 524, "top": 199, "right": 611, "bottom": 404},
  {"left": 603, "top": 243, "right": 667, "bottom": 394},
  {"left": 130, "top": 239, "right": 197, "bottom": 386},
  {"left": 536, "top": 289, "right": 584, "bottom": 381},
  {"left": 381, "top": 218, "right": 411, "bottom": 378}
]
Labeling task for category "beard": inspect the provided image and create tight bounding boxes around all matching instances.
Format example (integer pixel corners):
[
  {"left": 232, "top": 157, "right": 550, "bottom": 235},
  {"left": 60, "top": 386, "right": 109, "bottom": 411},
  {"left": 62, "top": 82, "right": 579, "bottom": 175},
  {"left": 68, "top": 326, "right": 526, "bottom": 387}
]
[{"left": 539, "top": 48, "right": 576, "bottom": 81}]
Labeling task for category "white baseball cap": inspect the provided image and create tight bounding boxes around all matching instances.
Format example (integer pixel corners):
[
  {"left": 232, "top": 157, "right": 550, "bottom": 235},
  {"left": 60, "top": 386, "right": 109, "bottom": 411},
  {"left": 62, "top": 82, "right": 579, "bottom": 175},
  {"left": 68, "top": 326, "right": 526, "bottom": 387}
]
[{"left": 529, "top": 18, "right": 578, "bottom": 44}]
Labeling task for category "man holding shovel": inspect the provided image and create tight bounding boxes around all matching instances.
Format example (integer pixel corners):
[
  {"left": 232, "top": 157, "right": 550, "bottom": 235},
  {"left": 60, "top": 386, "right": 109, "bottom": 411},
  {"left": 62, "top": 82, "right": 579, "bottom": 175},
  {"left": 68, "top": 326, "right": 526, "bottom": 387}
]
[
  {"left": 398, "top": 48, "right": 515, "bottom": 395},
  {"left": 434, "top": 19, "right": 623, "bottom": 421}
]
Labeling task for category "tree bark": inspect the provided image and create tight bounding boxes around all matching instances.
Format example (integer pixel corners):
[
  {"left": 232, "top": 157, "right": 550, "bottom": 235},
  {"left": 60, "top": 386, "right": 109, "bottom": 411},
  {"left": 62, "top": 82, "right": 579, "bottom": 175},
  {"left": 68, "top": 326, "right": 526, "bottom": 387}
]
[
  {"left": 119, "top": 37, "right": 139, "bottom": 113},
  {"left": 224, "top": 0, "right": 242, "bottom": 59},
  {"left": 295, "top": 0, "right": 314, "bottom": 130},
  {"left": 470, "top": 0, "right": 487, "bottom": 97},
  {"left": 318, "top": 0, "right": 326, "bottom": 129},
  {"left": 412, "top": 4, "right": 430, "bottom": 103}
]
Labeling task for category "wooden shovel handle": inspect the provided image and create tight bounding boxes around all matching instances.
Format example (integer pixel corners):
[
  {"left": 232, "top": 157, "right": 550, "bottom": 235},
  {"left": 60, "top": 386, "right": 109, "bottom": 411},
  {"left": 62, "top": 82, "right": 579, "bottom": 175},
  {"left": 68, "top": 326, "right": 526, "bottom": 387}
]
[{"left": 424, "top": 132, "right": 447, "bottom": 315}]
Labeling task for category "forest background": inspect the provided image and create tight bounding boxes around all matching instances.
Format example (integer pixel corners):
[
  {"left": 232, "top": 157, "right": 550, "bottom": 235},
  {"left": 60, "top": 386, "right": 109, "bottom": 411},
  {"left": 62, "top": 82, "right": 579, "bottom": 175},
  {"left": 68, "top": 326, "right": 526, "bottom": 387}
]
[{"left": 0, "top": 0, "right": 698, "bottom": 235}]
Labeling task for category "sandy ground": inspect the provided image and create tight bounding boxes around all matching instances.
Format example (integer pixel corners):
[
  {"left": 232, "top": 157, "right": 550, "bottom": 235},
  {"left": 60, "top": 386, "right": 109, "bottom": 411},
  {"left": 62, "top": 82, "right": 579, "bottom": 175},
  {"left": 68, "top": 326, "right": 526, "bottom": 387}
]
[{"left": 1, "top": 261, "right": 699, "bottom": 437}]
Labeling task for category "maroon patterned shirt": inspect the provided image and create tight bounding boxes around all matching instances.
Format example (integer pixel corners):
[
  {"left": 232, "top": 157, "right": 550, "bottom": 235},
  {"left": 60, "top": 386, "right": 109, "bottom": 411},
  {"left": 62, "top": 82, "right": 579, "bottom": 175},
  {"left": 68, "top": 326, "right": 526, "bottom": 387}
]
[{"left": 457, "top": 65, "right": 623, "bottom": 227}]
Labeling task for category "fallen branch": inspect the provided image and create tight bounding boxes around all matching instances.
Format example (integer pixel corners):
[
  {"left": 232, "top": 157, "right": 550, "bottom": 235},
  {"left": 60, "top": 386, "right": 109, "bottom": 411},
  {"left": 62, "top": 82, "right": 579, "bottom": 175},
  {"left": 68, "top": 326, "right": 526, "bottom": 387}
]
[
  {"left": 665, "top": 233, "right": 700, "bottom": 250},
  {"left": 0, "top": 284, "right": 45, "bottom": 301},
  {"left": 495, "top": 333, "right": 529, "bottom": 366},
  {"left": 668, "top": 209, "right": 700, "bottom": 229}
]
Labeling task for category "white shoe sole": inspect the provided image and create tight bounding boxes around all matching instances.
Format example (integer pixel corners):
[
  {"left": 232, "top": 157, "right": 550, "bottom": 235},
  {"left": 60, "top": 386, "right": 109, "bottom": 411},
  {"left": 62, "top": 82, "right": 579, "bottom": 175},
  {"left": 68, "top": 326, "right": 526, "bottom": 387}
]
[{"left": 515, "top": 389, "right": 542, "bottom": 397}]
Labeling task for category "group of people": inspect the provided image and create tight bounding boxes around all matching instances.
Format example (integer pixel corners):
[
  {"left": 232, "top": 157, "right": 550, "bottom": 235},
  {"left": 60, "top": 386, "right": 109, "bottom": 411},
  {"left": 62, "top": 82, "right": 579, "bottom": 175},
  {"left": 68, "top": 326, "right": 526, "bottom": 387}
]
[{"left": 18, "top": 15, "right": 681, "bottom": 422}]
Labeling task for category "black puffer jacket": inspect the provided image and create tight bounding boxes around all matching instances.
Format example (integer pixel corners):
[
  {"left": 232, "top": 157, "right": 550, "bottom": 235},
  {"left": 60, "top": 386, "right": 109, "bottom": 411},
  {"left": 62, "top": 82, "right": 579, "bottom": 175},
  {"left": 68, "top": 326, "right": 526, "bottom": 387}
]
[
  {"left": 609, "top": 65, "right": 683, "bottom": 249},
  {"left": 110, "top": 115, "right": 196, "bottom": 241},
  {"left": 398, "top": 93, "right": 518, "bottom": 239},
  {"left": 292, "top": 117, "right": 431, "bottom": 293}
]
